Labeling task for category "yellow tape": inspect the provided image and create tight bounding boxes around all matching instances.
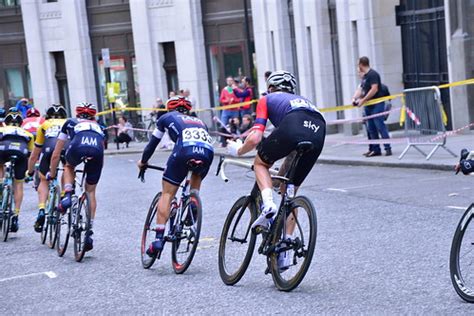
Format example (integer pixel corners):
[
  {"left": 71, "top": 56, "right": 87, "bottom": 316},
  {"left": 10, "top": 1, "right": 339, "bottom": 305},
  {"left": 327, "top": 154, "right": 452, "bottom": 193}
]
[{"left": 97, "top": 77, "right": 474, "bottom": 117}]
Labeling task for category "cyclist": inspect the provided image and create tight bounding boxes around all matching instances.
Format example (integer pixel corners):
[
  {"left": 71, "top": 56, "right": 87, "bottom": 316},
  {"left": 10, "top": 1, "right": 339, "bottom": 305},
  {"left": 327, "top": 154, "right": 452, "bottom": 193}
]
[
  {"left": 137, "top": 96, "right": 214, "bottom": 257},
  {"left": 227, "top": 70, "right": 326, "bottom": 268},
  {"left": 21, "top": 108, "right": 45, "bottom": 137},
  {"left": 456, "top": 149, "right": 474, "bottom": 175},
  {"left": 0, "top": 112, "right": 34, "bottom": 232},
  {"left": 27, "top": 104, "right": 68, "bottom": 232},
  {"left": 48, "top": 102, "right": 105, "bottom": 252}
]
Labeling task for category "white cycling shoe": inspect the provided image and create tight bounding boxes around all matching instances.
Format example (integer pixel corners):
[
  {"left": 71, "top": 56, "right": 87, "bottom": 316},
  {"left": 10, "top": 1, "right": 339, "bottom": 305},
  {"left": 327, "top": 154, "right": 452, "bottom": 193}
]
[{"left": 251, "top": 203, "right": 277, "bottom": 230}]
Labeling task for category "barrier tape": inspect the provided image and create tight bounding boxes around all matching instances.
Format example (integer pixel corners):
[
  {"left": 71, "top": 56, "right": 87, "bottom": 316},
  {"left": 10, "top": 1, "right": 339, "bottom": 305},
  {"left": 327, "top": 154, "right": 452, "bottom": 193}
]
[{"left": 327, "top": 108, "right": 400, "bottom": 126}]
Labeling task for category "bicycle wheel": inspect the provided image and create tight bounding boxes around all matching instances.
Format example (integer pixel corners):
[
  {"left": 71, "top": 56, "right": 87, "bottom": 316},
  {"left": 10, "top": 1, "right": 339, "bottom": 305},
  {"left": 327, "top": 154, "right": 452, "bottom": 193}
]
[
  {"left": 171, "top": 192, "right": 202, "bottom": 274},
  {"left": 74, "top": 193, "right": 91, "bottom": 262},
  {"left": 141, "top": 192, "right": 161, "bottom": 269},
  {"left": 2, "top": 186, "right": 12, "bottom": 242},
  {"left": 135, "top": 122, "right": 148, "bottom": 143},
  {"left": 47, "top": 185, "right": 60, "bottom": 249},
  {"left": 147, "top": 121, "right": 155, "bottom": 142},
  {"left": 269, "top": 196, "right": 317, "bottom": 291},
  {"left": 450, "top": 203, "right": 474, "bottom": 303},
  {"left": 218, "top": 195, "right": 257, "bottom": 285},
  {"left": 56, "top": 208, "right": 71, "bottom": 257}
]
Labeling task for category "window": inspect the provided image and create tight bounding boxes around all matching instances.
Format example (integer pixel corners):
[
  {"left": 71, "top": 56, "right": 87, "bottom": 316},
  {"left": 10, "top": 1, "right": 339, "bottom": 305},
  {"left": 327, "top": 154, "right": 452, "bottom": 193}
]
[
  {"left": 0, "top": 0, "right": 20, "bottom": 7},
  {"left": 5, "top": 68, "right": 24, "bottom": 106},
  {"left": 162, "top": 42, "right": 178, "bottom": 94}
]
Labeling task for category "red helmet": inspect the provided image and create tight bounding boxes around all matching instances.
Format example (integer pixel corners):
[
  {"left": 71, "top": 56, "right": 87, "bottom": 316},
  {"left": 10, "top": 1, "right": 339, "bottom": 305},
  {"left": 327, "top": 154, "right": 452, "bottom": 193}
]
[
  {"left": 26, "top": 107, "right": 41, "bottom": 118},
  {"left": 166, "top": 96, "right": 192, "bottom": 113},
  {"left": 76, "top": 102, "right": 97, "bottom": 119}
]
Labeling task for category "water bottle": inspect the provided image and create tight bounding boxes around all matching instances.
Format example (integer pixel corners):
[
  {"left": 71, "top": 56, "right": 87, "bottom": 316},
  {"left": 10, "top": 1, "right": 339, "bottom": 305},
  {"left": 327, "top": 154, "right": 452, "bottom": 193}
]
[{"left": 287, "top": 184, "right": 295, "bottom": 199}]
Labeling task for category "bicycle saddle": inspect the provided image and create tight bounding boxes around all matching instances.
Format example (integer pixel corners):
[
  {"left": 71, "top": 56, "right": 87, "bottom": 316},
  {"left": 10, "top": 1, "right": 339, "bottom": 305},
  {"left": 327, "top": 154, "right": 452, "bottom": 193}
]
[
  {"left": 187, "top": 159, "right": 204, "bottom": 171},
  {"left": 296, "top": 141, "right": 314, "bottom": 154}
]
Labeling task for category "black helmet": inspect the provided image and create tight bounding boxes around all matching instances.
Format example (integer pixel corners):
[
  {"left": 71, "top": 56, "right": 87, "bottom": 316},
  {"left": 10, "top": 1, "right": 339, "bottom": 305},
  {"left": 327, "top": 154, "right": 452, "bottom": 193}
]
[
  {"left": 46, "top": 104, "right": 67, "bottom": 119},
  {"left": 266, "top": 70, "right": 297, "bottom": 94},
  {"left": 5, "top": 112, "right": 23, "bottom": 126}
]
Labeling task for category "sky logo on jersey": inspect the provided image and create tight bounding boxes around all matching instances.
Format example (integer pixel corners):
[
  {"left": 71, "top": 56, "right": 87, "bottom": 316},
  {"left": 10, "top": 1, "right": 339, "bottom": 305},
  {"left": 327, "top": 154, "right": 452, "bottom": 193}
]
[
  {"left": 81, "top": 136, "right": 97, "bottom": 146},
  {"left": 303, "top": 120, "right": 320, "bottom": 133}
]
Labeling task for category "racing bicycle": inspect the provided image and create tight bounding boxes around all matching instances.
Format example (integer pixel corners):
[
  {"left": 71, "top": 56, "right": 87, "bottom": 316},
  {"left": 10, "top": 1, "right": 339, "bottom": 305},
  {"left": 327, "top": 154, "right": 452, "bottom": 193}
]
[
  {"left": 1, "top": 156, "right": 20, "bottom": 242},
  {"left": 139, "top": 160, "right": 203, "bottom": 274},
  {"left": 40, "top": 178, "right": 61, "bottom": 248},
  {"left": 216, "top": 141, "right": 318, "bottom": 291}
]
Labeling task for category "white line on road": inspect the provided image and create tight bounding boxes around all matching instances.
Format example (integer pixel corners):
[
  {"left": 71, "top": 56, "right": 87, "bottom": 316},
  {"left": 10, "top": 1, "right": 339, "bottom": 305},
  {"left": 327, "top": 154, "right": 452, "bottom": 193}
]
[
  {"left": 446, "top": 206, "right": 468, "bottom": 210},
  {"left": 0, "top": 271, "right": 57, "bottom": 283},
  {"left": 325, "top": 188, "right": 348, "bottom": 193}
]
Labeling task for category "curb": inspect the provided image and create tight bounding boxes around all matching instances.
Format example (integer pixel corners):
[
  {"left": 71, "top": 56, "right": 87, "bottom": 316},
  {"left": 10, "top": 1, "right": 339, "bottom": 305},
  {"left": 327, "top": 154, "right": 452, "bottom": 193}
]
[{"left": 105, "top": 150, "right": 143, "bottom": 156}]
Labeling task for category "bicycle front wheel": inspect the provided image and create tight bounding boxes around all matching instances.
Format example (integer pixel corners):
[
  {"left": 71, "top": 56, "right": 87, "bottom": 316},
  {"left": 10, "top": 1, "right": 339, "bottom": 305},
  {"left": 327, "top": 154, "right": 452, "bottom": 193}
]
[
  {"left": 171, "top": 192, "right": 202, "bottom": 274},
  {"left": 450, "top": 203, "right": 474, "bottom": 303},
  {"left": 141, "top": 192, "right": 161, "bottom": 269},
  {"left": 74, "top": 193, "right": 92, "bottom": 262},
  {"left": 218, "top": 195, "right": 257, "bottom": 286},
  {"left": 56, "top": 208, "right": 71, "bottom": 257},
  {"left": 270, "top": 196, "right": 317, "bottom": 292}
]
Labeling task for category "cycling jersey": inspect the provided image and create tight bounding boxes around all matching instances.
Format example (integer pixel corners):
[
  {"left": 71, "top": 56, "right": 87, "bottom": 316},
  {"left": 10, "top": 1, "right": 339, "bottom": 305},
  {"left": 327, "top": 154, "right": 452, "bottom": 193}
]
[
  {"left": 35, "top": 119, "right": 67, "bottom": 175},
  {"left": 0, "top": 126, "right": 34, "bottom": 180},
  {"left": 59, "top": 118, "right": 105, "bottom": 185},
  {"left": 253, "top": 92, "right": 323, "bottom": 132},
  {"left": 143, "top": 111, "right": 214, "bottom": 186},
  {"left": 21, "top": 117, "right": 45, "bottom": 135}
]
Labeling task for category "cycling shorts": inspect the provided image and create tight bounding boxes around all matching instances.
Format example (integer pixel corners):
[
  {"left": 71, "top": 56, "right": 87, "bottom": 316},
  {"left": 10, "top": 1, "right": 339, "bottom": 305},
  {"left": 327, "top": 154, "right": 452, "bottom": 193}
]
[
  {"left": 65, "top": 132, "right": 104, "bottom": 185},
  {"left": 0, "top": 140, "right": 29, "bottom": 180},
  {"left": 257, "top": 110, "right": 326, "bottom": 186},
  {"left": 38, "top": 137, "right": 67, "bottom": 176},
  {"left": 163, "top": 145, "right": 214, "bottom": 186}
]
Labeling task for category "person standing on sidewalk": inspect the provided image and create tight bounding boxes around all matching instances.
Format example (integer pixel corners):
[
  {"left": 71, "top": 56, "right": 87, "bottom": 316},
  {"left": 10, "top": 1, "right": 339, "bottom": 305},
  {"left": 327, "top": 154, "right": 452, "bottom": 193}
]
[
  {"left": 219, "top": 76, "right": 239, "bottom": 147},
  {"left": 352, "top": 56, "right": 392, "bottom": 157}
]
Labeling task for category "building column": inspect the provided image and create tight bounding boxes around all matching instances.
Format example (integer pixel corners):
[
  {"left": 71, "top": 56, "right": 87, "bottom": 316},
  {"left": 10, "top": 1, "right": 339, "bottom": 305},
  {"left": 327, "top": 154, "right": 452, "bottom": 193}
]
[{"left": 61, "top": 0, "right": 97, "bottom": 107}]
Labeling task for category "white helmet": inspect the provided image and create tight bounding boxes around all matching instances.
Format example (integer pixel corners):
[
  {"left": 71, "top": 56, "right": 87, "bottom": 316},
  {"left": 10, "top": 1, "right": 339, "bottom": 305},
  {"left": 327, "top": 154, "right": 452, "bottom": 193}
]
[{"left": 266, "top": 70, "right": 297, "bottom": 93}]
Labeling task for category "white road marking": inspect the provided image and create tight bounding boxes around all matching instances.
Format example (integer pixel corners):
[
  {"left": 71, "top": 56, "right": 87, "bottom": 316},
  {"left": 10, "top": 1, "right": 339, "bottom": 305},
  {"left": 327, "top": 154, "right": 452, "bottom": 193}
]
[
  {"left": 325, "top": 188, "right": 348, "bottom": 193},
  {"left": 448, "top": 193, "right": 459, "bottom": 197},
  {"left": 446, "top": 206, "right": 468, "bottom": 210},
  {"left": 0, "top": 271, "right": 57, "bottom": 283}
]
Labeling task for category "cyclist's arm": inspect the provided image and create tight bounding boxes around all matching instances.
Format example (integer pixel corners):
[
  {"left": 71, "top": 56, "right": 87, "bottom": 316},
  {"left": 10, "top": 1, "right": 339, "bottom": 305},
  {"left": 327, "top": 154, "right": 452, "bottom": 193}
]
[
  {"left": 237, "top": 97, "right": 267, "bottom": 155},
  {"left": 50, "top": 138, "right": 66, "bottom": 178},
  {"left": 238, "top": 129, "right": 263, "bottom": 155},
  {"left": 140, "top": 129, "right": 163, "bottom": 164},
  {"left": 27, "top": 146, "right": 42, "bottom": 174}
]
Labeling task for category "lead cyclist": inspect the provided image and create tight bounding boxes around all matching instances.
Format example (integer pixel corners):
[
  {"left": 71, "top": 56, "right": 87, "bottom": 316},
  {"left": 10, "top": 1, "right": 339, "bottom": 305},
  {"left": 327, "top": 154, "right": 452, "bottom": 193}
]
[
  {"left": 137, "top": 96, "right": 214, "bottom": 257},
  {"left": 227, "top": 70, "right": 326, "bottom": 270}
]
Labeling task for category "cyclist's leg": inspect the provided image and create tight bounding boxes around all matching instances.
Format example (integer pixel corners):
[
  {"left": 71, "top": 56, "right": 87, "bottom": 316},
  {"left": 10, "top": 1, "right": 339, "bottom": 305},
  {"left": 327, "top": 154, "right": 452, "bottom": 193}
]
[
  {"left": 60, "top": 146, "right": 79, "bottom": 211},
  {"left": 156, "top": 180, "right": 179, "bottom": 226},
  {"left": 12, "top": 152, "right": 27, "bottom": 230}
]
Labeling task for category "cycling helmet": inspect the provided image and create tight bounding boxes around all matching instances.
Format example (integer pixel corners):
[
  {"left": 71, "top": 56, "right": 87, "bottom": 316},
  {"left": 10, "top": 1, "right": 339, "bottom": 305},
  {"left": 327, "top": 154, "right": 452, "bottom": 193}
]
[
  {"left": 26, "top": 107, "right": 41, "bottom": 118},
  {"left": 5, "top": 112, "right": 23, "bottom": 126},
  {"left": 46, "top": 104, "right": 67, "bottom": 119},
  {"left": 266, "top": 70, "right": 297, "bottom": 94},
  {"left": 75, "top": 102, "right": 97, "bottom": 119},
  {"left": 166, "top": 96, "right": 192, "bottom": 113},
  {"left": 0, "top": 108, "right": 6, "bottom": 119}
]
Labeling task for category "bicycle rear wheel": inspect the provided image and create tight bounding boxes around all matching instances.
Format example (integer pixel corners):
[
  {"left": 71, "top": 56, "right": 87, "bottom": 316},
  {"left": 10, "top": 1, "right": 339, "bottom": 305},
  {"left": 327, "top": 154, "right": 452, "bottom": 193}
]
[
  {"left": 218, "top": 195, "right": 257, "bottom": 285},
  {"left": 270, "top": 196, "right": 317, "bottom": 291},
  {"left": 450, "top": 203, "right": 474, "bottom": 303},
  {"left": 74, "top": 193, "right": 91, "bottom": 262},
  {"left": 135, "top": 122, "right": 149, "bottom": 143},
  {"left": 171, "top": 192, "right": 202, "bottom": 274},
  {"left": 47, "top": 185, "right": 60, "bottom": 249},
  {"left": 56, "top": 208, "right": 71, "bottom": 257},
  {"left": 141, "top": 192, "right": 161, "bottom": 269},
  {"left": 2, "top": 186, "right": 12, "bottom": 242}
]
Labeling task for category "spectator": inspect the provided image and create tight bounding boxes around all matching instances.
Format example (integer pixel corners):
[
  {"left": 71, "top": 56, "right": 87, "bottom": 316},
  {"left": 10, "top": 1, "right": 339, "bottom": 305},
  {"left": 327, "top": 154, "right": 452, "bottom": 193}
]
[
  {"left": 233, "top": 76, "right": 253, "bottom": 118},
  {"left": 153, "top": 97, "right": 166, "bottom": 120},
  {"left": 219, "top": 76, "right": 239, "bottom": 146},
  {"left": 261, "top": 71, "right": 273, "bottom": 96},
  {"left": 239, "top": 114, "right": 253, "bottom": 136},
  {"left": 14, "top": 98, "right": 33, "bottom": 118},
  {"left": 352, "top": 56, "right": 392, "bottom": 157},
  {"left": 181, "top": 88, "right": 196, "bottom": 108},
  {"left": 169, "top": 91, "right": 176, "bottom": 98},
  {"left": 115, "top": 116, "right": 133, "bottom": 148}
]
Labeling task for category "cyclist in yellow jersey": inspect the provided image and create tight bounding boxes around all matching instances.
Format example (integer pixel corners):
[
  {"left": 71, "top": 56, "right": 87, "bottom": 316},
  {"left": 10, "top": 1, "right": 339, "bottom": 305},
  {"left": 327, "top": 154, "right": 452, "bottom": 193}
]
[
  {"left": 27, "top": 104, "right": 68, "bottom": 232},
  {"left": 0, "top": 112, "right": 34, "bottom": 232}
]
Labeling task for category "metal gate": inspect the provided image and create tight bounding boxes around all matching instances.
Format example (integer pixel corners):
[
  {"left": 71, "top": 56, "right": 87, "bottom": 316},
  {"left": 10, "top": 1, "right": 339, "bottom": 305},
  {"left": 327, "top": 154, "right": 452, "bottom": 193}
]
[{"left": 396, "top": 0, "right": 452, "bottom": 130}]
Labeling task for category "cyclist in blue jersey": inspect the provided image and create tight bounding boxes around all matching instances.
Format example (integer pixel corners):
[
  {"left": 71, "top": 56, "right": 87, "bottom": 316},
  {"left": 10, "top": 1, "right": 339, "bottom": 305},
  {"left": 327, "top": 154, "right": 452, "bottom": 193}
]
[
  {"left": 49, "top": 102, "right": 105, "bottom": 252},
  {"left": 137, "top": 96, "right": 214, "bottom": 257},
  {"left": 227, "top": 70, "right": 326, "bottom": 269}
]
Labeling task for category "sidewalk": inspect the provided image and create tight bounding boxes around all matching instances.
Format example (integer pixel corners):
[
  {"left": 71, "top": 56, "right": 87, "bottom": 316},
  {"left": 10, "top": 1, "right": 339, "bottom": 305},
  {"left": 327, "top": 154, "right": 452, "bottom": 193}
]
[{"left": 106, "top": 130, "right": 473, "bottom": 171}]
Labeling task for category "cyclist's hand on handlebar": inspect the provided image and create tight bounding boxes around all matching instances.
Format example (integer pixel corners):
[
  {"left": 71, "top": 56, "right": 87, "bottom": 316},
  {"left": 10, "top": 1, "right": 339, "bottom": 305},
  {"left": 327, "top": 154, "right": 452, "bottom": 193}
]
[
  {"left": 137, "top": 160, "right": 147, "bottom": 170},
  {"left": 137, "top": 160, "right": 148, "bottom": 182},
  {"left": 46, "top": 172, "right": 56, "bottom": 181},
  {"left": 227, "top": 139, "right": 243, "bottom": 157}
]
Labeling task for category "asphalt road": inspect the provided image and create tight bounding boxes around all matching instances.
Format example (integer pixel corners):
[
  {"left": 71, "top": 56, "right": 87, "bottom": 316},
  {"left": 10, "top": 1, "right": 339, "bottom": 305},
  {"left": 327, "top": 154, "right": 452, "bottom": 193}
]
[{"left": 1, "top": 150, "right": 473, "bottom": 314}]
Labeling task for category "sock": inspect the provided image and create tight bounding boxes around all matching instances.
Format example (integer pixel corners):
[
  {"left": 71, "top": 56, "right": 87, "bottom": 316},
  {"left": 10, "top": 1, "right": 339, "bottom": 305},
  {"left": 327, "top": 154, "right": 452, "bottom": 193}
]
[
  {"left": 90, "top": 219, "right": 94, "bottom": 229},
  {"left": 155, "top": 224, "right": 166, "bottom": 239},
  {"left": 64, "top": 183, "right": 73, "bottom": 193},
  {"left": 261, "top": 188, "right": 274, "bottom": 209},
  {"left": 14, "top": 208, "right": 20, "bottom": 216},
  {"left": 190, "top": 189, "right": 199, "bottom": 195},
  {"left": 38, "top": 203, "right": 45, "bottom": 211}
]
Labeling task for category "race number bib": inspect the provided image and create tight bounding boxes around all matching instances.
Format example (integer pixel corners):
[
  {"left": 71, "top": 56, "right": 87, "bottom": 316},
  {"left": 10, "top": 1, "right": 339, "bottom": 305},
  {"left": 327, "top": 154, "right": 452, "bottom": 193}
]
[
  {"left": 74, "top": 122, "right": 103, "bottom": 135},
  {"left": 182, "top": 127, "right": 212, "bottom": 146},
  {"left": 289, "top": 98, "right": 319, "bottom": 112}
]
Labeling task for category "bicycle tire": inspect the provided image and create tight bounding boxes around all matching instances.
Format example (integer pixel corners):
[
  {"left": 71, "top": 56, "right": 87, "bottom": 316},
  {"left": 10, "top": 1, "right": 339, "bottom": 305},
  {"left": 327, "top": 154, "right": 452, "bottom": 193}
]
[
  {"left": 270, "top": 196, "right": 317, "bottom": 292},
  {"left": 135, "top": 122, "right": 148, "bottom": 143},
  {"left": 2, "top": 186, "right": 12, "bottom": 242},
  {"left": 40, "top": 211, "right": 49, "bottom": 245},
  {"left": 74, "top": 193, "right": 91, "bottom": 262},
  {"left": 56, "top": 208, "right": 71, "bottom": 257},
  {"left": 450, "top": 203, "right": 474, "bottom": 303},
  {"left": 171, "top": 192, "right": 202, "bottom": 274},
  {"left": 47, "top": 185, "right": 60, "bottom": 249},
  {"left": 218, "top": 195, "right": 257, "bottom": 286},
  {"left": 141, "top": 192, "right": 161, "bottom": 269}
]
